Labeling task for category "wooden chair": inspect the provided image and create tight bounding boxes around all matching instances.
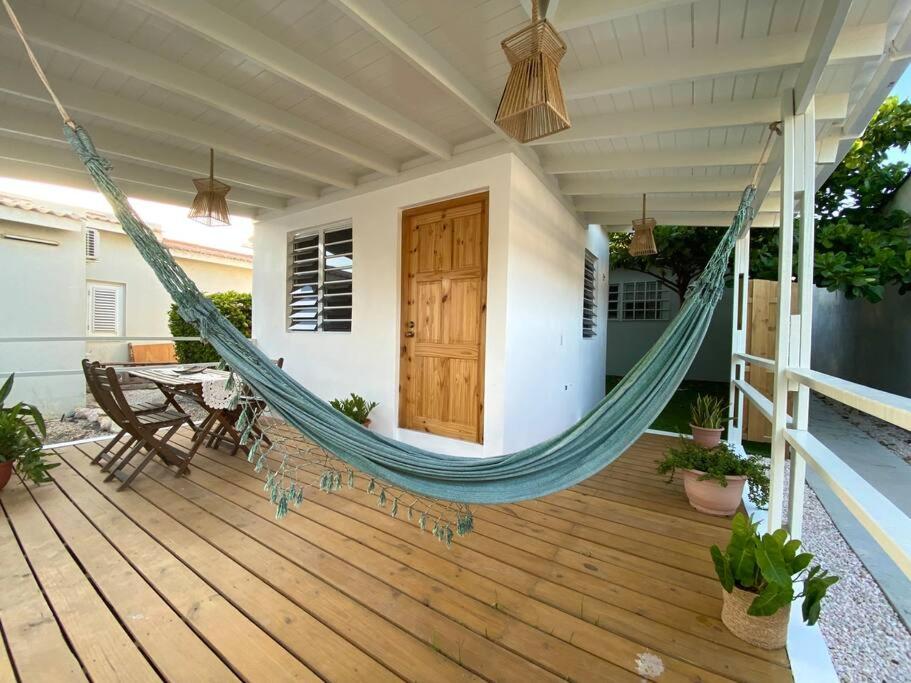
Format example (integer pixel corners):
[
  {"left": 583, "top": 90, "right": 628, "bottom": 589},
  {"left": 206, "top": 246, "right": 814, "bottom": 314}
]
[
  {"left": 83, "top": 360, "right": 196, "bottom": 490},
  {"left": 199, "top": 358, "right": 283, "bottom": 455}
]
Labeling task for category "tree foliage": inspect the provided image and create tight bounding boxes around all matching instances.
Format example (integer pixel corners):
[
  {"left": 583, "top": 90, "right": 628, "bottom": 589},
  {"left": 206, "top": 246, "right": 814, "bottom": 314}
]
[
  {"left": 609, "top": 97, "right": 911, "bottom": 304},
  {"left": 168, "top": 291, "right": 252, "bottom": 363}
]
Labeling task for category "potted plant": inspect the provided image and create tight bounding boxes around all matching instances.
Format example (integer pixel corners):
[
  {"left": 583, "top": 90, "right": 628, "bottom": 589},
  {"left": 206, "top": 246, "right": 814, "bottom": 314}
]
[
  {"left": 0, "top": 374, "right": 57, "bottom": 491},
  {"left": 329, "top": 393, "right": 378, "bottom": 427},
  {"left": 711, "top": 513, "right": 838, "bottom": 649},
  {"left": 656, "top": 439, "right": 769, "bottom": 516},
  {"left": 690, "top": 394, "right": 729, "bottom": 447}
]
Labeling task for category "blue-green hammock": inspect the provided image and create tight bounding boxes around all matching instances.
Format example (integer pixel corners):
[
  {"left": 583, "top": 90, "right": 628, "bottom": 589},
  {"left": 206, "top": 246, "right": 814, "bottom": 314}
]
[{"left": 4, "top": 0, "right": 756, "bottom": 532}]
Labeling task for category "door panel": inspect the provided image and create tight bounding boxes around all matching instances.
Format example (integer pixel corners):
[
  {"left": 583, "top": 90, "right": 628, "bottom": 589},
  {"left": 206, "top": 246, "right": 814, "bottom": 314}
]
[{"left": 400, "top": 193, "right": 488, "bottom": 443}]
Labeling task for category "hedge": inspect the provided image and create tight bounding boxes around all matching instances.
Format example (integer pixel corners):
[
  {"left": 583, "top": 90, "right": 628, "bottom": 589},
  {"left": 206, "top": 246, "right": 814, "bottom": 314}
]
[{"left": 167, "top": 291, "right": 252, "bottom": 363}]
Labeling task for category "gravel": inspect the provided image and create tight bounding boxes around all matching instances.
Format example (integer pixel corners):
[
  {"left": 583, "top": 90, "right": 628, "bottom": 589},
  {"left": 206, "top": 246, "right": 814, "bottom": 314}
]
[{"left": 784, "top": 459, "right": 911, "bottom": 682}]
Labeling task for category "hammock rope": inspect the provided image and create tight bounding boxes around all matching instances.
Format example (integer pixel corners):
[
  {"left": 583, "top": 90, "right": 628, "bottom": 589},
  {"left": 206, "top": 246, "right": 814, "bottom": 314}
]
[{"left": 4, "top": 0, "right": 763, "bottom": 533}]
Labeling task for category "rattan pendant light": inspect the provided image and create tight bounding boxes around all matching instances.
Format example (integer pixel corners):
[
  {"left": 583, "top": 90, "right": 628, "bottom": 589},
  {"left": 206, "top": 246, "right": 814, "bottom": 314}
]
[
  {"left": 629, "top": 194, "right": 658, "bottom": 256},
  {"left": 494, "top": 0, "right": 570, "bottom": 143},
  {"left": 189, "top": 148, "right": 231, "bottom": 226}
]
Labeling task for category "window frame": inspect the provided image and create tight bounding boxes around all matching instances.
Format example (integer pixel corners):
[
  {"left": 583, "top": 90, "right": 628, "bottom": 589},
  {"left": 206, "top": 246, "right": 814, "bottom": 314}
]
[
  {"left": 607, "top": 283, "right": 619, "bottom": 320},
  {"left": 287, "top": 220, "right": 353, "bottom": 333},
  {"left": 86, "top": 281, "right": 124, "bottom": 337},
  {"left": 618, "top": 279, "right": 669, "bottom": 322},
  {"left": 582, "top": 250, "right": 598, "bottom": 339}
]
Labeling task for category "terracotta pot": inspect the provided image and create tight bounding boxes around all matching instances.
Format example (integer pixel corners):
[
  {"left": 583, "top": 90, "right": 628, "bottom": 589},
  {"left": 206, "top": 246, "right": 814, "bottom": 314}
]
[
  {"left": 361, "top": 419, "right": 371, "bottom": 429},
  {"left": 680, "top": 469, "right": 746, "bottom": 516},
  {"left": 0, "top": 461, "right": 13, "bottom": 492},
  {"left": 690, "top": 424, "right": 724, "bottom": 448},
  {"left": 722, "top": 586, "right": 790, "bottom": 650}
]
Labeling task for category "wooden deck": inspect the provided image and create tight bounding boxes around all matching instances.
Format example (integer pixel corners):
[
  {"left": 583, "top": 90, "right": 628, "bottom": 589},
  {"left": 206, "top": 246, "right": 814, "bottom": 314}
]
[{"left": 0, "top": 430, "right": 792, "bottom": 682}]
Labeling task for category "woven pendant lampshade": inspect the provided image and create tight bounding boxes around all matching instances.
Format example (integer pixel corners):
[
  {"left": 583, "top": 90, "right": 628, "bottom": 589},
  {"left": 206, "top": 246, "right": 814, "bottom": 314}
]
[
  {"left": 189, "top": 148, "right": 231, "bottom": 226},
  {"left": 494, "top": 0, "right": 570, "bottom": 143},
  {"left": 629, "top": 194, "right": 658, "bottom": 257}
]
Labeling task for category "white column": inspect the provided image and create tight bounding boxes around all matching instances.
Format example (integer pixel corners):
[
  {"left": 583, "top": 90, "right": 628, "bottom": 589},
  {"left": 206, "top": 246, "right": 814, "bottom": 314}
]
[
  {"left": 787, "top": 98, "right": 817, "bottom": 539},
  {"left": 768, "top": 90, "right": 796, "bottom": 532},
  {"left": 728, "top": 230, "right": 750, "bottom": 447}
]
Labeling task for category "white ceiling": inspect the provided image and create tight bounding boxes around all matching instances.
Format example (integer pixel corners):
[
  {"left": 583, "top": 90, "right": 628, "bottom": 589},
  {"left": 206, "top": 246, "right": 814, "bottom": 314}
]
[{"left": 0, "top": 0, "right": 906, "bottom": 224}]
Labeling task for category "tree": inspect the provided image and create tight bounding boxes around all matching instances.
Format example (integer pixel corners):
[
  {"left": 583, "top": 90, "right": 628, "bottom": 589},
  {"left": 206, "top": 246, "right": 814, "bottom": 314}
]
[{"left": 610, "top": 97, "right": 911, "bottom": 304}]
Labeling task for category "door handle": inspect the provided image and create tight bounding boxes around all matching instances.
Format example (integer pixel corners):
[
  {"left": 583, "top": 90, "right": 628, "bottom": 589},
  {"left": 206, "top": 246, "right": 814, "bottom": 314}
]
[{"left": 404, "top": 320, "right": 415, "bottom": 337}]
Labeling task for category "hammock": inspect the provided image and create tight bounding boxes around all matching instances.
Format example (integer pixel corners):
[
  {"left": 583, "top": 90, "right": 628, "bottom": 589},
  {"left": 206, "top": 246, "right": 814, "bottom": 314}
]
[{"left": 4, "top": 0, "right": 759, "bottom": 533}]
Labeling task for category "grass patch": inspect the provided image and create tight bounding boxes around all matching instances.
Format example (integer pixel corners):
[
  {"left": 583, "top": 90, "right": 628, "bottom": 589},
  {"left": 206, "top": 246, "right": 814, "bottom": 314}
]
[{"left": 606, "top": 375, "right": 770, "bottom": 457}]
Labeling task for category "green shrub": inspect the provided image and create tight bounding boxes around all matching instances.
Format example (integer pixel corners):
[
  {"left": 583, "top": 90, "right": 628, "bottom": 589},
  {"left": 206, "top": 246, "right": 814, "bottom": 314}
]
[
  {"left": 656, "top": 439, "right": 770, "bottom": 508},
  {"left": 168, "top": 291, "right": 252, "bottom": 363},
  {"left": 0, "top": 374, "right": 57, "bottom": 485},
  {"left": 329, "top": 394, "right": 378, "bottom": 424},
  {"left": 711, "top": 513, "right": 838, "bottom": 624}
]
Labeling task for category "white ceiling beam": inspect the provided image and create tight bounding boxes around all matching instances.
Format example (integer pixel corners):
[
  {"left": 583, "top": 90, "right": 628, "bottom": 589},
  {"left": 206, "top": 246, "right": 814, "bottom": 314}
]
[
  {"left": 328, "top": 0, "right": 500, "bottom": 136},
  {"left": 0, "top": 103, "right": 315, "bottom": 199},
  {"left": 529, "top": 93, "right": 848, "bottom": 146},
  {"left": 0, "top": 158, "right": 258, "bottom": 218},
  {"left": 127, "top": 0, "right": 452, "bottom": 160},
  {"left": 0, "top": 60, "right": 355, "bottom": 189},
  {"left": 0, "top": 135, "right": 287, "bottom": 210},
  {"left": 793, "top": 0, "right": 853, "bottom": 114},
  {"left": 574, "top": 194, "right": 780, "bottom": 213},
  {"left": 0, "top": 4, "right": 397, "bottom": 176},
  {"left": 543, "top": 139, "right": 837, "bottom": 174},
  {"left": 563, "top": 23, "right": 886, "bottom": 100},
  {"left": 588, "top": 211, "right": 780, "bottom": 228},
  {"left": 561, "top": 175, "right": 780, "bottom": 195},
  {"left": 551, "top": 0, "right": 693, "bottom": 31}
]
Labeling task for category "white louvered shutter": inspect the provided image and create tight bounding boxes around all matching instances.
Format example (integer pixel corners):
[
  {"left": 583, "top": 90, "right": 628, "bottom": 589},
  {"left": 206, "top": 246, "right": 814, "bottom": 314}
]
[
  {"left": 87, "top": 282, "right": 123, "bottom": 336},
  {"left": 85, "top": 228, "right": 99, "bottom": 259}
]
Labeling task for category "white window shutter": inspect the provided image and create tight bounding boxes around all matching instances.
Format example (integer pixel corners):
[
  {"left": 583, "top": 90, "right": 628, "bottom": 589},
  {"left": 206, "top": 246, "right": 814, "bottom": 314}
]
[
  {"left": 85, "top": 228, "right": 99, "bottom": 259},
  {"left": 87, "top": 282, "right": 123, "bottom": 335}
]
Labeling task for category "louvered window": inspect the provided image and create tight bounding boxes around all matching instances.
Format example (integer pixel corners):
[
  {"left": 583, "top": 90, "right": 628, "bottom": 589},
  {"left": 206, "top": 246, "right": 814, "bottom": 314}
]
[
  {"left": 288, "top": 222, "right": 353, "bottom": 332},
  {"left": 87, "top": 282, "right": 123, "bottom": 336},
  {"left": 85, "top": 227, "right": 99, "bottom": 259},
  {"left": 582, "top": 250, "right": 597, "bottom": 338}
]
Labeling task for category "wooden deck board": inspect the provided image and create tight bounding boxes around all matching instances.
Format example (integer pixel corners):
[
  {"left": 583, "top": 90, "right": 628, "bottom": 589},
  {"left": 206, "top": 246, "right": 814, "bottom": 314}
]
[{"left": 0, "top": 430, "right": 792, "bottom": 682}]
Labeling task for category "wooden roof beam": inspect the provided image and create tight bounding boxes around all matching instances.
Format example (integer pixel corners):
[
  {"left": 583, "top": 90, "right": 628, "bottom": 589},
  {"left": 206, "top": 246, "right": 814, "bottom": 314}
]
[
  {"left": 588, "top": 211, "right": 780, "bottom": 228},
  {"left": 128, "top": 0, "right": 452, "bottom": 160},
  {"left": 560, "top": 175, "right": 780, "bottom": 195},
  {"left": 0, "top": 4, "right": 398, "bottom": 176},
  {"left": 574, "top": 194, "right": 780, "bottom": 213},
  {"left": 563, "top": 23, "right": 886, "bottom": 100}
]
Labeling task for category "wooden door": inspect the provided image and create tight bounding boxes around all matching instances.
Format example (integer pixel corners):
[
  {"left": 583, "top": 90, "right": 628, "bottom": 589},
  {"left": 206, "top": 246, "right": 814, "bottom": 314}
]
[{"left": 399, "top": 193, "right": 488, "bottom": 443}]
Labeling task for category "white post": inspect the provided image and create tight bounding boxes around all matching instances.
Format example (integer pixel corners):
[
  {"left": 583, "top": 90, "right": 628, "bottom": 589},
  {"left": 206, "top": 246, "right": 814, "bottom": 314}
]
[
  {"left": 787, "top": 98, "right": 817, "bottom": 539},
  {"left": 768, "top": 90, "right": 796, "bottom": 532},
  {"left": 728, "top": 230, "right": 750, "bottom": 446}
]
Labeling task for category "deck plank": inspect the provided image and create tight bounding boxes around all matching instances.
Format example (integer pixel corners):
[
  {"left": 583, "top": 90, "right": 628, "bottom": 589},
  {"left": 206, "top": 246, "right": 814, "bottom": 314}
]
[
  {"left": 179, "top": 437, "right": 789, "bottom": 682},
  {"left": 46, "top": 461, "right": 319, "bottom": 683},
  {"left": 68, "top": 443, "right": 484, "bottom": 683},
  {"left": 2, "top": 480, "right": 160, "bottom": 683},
  {"left": 0, "top": 491, "right": 86, "bottom": 683},
  {"left": 1, "top": 430, "right": 792, "bottom": 683}
]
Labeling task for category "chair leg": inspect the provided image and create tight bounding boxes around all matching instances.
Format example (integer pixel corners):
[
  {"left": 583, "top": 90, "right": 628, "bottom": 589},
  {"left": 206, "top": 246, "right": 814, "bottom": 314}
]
[
  {"left": 104, "top": 438, "right": 144, "bottom": 480},
  {"left": 91, "top": 430, "right": 125, "bottom": 464},
  {"left": 95, "top": 434, "right": 136, "bottom": 469},
  {"left": 116, "top": 424, "right": 181, "bottom": 491}
]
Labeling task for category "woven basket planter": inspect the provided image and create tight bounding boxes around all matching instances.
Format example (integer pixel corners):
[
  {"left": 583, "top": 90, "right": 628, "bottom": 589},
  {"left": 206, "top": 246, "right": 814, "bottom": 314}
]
[{"left": 722, "top": 587, "right": 790, "bottom": 650}]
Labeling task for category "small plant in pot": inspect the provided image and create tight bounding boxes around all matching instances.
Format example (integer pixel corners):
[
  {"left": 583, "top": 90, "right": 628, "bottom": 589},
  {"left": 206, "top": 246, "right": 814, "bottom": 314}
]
[
  {"left": 711, "top": 513, "right": 838, "bottom": 649},
  {"left": 329, "top": 393, "right": 378, "bottom": 427},
  {"left": 690, "top": 394, "right": 730, "bottom": 447},
  {"left": 657, "top": 439, "right": 769, "bottom": 516},
  {"left": 0, "top": 374, "right": 58, "bottom": 491}
]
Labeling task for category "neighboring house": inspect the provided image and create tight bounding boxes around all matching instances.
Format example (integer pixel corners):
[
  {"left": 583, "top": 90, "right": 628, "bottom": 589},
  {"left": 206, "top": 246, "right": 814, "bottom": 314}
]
[
  {"left": 254, "top": 155, "right": 609, "bottom": 458},
  {"left": 605, "top": 267, "right": 733, "bottom": 382},
  {"left": 0, "top": 193, "right": 252, "bottom": 413}
]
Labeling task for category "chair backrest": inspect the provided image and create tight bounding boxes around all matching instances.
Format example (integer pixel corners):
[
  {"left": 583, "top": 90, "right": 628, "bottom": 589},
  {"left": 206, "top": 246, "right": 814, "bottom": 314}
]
[
  {"left": 274, "top": 358, "right": 284, "bottom": 369},
  {"left": 82, "top": 359, "right": 130, "bottom": 428}
]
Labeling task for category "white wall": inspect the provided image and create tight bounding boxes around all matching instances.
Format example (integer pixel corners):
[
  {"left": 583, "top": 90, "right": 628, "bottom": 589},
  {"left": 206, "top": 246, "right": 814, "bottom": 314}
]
[
  {"left": 86, "top": 230, "right": 252, "bottom": 363},
  {"left": 605, "top": 268, "right": 734, "bottom": 383},
  {"left": 253, "top": 152, "right": 607, "bottom": 457},
  {"left": 501, "top": 156, "right": 608, "bottom": 451},
  {"left": 0, "top": 220, "right": 86, "bottom": 414}
]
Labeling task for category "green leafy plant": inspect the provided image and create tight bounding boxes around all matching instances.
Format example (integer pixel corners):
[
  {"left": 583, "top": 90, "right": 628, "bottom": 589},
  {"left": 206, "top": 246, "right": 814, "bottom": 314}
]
[
  {"left": 329, "top": 393, "right": 378, "bottom": 424},
  {"left": 690, "top": 394, "right": 730, "bottom": 429},
  {"left": 168, "top": 291, "right": 252, "bottom": 363},
  {"left": 656, "top": 439, "right": 770, "bottom": 508},
  {"left": 711, "top": 513, "right": 838, "bottom": 624},
  {"left": 0, "top": 375, "right": 57, "bottom": 485}
]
